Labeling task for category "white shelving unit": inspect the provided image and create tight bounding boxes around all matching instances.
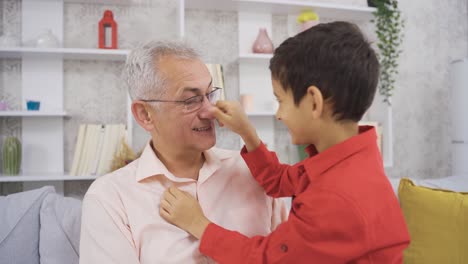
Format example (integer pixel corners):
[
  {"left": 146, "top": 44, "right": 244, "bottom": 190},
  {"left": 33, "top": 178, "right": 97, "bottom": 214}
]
[
  {"left": 0, "top": 0, "right": 134, "bottom": 193},
  {"left": 0, "top": 47, "right": 129, "bottom": 61},
  {"left": 239, "top": 53, "right": 273, "bottom": 62},
  {"left": 0, "top": 111, "right": 68, "bottom": 117},
  {"left": 246, "top": 111, "right": 276, "bottom": 116},
  {"left": 185, "top": 0, "right": 375, "bottom": 20},
  {"left": 0, "top": 174, "right": 98, "bottom": 182},
  {"left": 0, "top": 46, "right": 130, "bottom": 188}
]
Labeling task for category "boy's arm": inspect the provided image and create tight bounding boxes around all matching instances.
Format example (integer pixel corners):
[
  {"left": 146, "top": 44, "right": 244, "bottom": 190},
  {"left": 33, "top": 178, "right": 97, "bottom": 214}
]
[
  {"left": 160, "top": 188, "right": 408, "bottom": 264},
  {"left": 80, "top": 194, "right": 140, "bottom": 264},
  {"left": 241, "top": 142, "right": 305, "bottom": 198},
  {"left": 199, "top": 191, "right": 369, "bottom": 264}
]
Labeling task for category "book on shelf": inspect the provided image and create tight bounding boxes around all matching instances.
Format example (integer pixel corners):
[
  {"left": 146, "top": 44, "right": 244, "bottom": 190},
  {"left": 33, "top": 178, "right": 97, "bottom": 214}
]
[
  {"left": 205, "top": 63, "right": 226, "bottom": 100},
  {"left": 70, "top": 123, "right": 128, "bottom": 177},
  {"left": 69, "top": 124, "right": 86, "bottom": 176},
  {"left": 359, "top": 121, "right": 383, "bottom": 153}
]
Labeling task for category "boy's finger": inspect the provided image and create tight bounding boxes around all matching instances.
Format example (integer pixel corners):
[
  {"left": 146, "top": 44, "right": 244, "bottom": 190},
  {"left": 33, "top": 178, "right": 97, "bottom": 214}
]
[
  {"left": 211, "top": 107, "right": 231, "bottom": 123},
  {"left": 160, "top": 199, "right": 172, "bottom": 211},
  {"left": 183, "top": 190, "right": 197, "bottom": 199},
  {"left": 159, "top": 206, "right": 171, "bottom": 220},
  {"left": 163, "top": 189, "right": 177, "bottom": 203},
  {"left": 215, "top": 100, "right": 229, "bottom": 111},
  {"left": 168, "top": 187, "right": 184, "bottom": 198}
]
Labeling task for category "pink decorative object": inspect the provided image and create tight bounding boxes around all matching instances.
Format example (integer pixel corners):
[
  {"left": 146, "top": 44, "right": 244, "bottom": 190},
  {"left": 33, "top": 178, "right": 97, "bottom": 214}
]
[
  {"left": 0, "top": 102, "right": 7, "bottom": 111},
  {"left": 240, "top": 94, "right": 254, "bottom": 112},
  {"left": 252, "top": 28, "right": 274, "bottom": 54}
]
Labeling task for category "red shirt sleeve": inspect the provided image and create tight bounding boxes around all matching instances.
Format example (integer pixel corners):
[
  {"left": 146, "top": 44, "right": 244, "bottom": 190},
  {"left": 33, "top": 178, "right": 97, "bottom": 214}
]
[
  {"left": 241, "top": 143, "right": 305, "bottom": 198},
  {"left": 200, "top": 190, "right": 369, "bottom": 264}
]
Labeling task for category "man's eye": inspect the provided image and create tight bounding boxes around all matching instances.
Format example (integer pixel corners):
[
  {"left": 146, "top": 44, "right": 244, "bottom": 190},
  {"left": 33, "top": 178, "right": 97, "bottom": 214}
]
[{"left": 185, "top": 97, "right": 202, "bottom": 105}]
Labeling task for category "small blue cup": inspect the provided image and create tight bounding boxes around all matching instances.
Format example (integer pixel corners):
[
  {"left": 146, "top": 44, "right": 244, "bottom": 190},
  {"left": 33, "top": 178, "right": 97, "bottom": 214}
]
[{"left": 26, "top": 100, "right": 40, "bottom": 111}]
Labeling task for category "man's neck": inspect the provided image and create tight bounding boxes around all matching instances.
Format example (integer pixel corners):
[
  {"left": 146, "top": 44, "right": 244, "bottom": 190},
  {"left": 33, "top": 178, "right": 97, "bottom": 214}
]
[{"left": 151, "top": 141, "right": 205, "bottom": 180}]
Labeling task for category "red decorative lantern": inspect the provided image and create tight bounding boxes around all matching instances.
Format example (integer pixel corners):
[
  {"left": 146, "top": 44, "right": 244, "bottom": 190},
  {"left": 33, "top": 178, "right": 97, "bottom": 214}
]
[{"left": 98, "top": 10, "right": 117, "bottom": 49}]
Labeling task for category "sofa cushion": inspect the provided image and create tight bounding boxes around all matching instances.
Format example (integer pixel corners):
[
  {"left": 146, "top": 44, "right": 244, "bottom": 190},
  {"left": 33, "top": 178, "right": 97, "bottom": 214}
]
[
  {"left": 40, "top": 193, "right": 82, "bottom": 264},
  {"left": 398, "top": 178, "right": 468, "bottom": 264},
  {"left": 0, "top": 186, "right": 55, "bottom": 264}
]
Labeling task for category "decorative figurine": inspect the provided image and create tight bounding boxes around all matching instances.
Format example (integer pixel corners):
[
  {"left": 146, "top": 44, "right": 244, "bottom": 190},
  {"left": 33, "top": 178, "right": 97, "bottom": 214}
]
[
  {"left": 297, "top": 10, "right": 320, "bottom": 33},
  {"left": 252, "top": 28, "right": 274, "bottom": 54},
  {"left": 99, "top": 10, "right": 118, "bottom": 49}
]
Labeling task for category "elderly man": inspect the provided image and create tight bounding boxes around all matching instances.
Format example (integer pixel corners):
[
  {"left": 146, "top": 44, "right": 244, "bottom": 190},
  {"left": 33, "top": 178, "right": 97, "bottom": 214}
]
[{"left": 79, "top": 41, "right": 287, "bottom": 264}]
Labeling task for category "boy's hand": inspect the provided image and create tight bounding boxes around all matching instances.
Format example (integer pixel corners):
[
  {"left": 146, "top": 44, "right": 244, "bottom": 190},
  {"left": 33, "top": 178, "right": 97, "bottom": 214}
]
[
  {"left": 210, "top": 101, "right": 251, "bottom": 135},
  {"left": 211, "top": 100, "right": 261, "bottom": 152},
  {"left": 159, "top": 187, "right": 211, "bottom": 240}
]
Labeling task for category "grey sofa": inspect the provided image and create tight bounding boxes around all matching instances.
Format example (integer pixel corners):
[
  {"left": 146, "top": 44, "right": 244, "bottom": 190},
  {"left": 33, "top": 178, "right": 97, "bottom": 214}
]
[{"left": 0, "top": 186, "right": 81, "bottom": 264}]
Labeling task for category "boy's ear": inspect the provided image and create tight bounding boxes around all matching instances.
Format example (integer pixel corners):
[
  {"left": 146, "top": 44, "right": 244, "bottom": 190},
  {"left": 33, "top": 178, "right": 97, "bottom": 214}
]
[
  {"left": 306, "top": 86, "right": 324, "bottom": 119},
  {"left": 132, "top": 101, "right": 155, "bottom": 132}
]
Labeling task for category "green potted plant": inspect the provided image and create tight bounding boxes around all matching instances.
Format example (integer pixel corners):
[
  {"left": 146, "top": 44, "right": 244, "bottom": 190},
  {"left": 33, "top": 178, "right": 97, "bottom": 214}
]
[
  {"left": 3, "top": 136, "right": 21, "bottom": 175},
  {"left": 370, "top": 0, "right": 405, "bottom": 105}
]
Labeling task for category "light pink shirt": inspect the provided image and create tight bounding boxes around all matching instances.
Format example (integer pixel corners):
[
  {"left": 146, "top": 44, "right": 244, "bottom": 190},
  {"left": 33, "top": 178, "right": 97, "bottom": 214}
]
[{"left": 79, "top": 143, "right": 287, "bottom": 264}]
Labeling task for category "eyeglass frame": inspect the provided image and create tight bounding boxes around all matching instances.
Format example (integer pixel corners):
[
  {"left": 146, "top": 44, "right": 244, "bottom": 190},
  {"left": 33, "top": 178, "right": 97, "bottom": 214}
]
[{"left": 139, "top": 87, "right": 223, "bottom": 113}]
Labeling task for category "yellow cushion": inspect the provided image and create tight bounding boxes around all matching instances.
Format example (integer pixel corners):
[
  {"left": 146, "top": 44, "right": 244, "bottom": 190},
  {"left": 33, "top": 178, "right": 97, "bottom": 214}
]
[{"left": 398, "top": 178, "right": 468, "bottom": 264}]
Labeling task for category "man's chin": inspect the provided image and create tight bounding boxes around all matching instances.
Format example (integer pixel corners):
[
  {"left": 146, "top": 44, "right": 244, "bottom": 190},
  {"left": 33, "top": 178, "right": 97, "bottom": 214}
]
[
  {"left": 203, "top": 138, "right": 216, "bottom": 150},
  {"left": 194, "top": 135, "right": 216, "bottom": 151},
  {"left": 190, "top": 129, "right": 216, "bottom": 149}
]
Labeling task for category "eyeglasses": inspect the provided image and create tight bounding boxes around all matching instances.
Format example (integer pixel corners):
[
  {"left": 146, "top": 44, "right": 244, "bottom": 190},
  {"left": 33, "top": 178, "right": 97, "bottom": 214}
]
[{"left": 141, "top": 87, "right": 222, "bottom": 113}]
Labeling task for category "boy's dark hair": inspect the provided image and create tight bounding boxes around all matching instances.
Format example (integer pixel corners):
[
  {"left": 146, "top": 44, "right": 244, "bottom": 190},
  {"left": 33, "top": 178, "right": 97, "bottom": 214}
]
[{"left": 269, "top": 21, "right": 379, "bottom": 122}]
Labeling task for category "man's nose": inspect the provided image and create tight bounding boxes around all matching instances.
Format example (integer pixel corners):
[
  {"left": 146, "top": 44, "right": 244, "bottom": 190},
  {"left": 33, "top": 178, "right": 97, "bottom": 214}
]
[{"left": 198, "top": 97, "right": 216, "bottom": 120}]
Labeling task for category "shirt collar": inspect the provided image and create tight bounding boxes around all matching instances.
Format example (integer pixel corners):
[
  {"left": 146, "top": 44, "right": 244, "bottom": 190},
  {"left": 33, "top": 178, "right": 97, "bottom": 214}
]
[
  {"left": 303, "top": 126, "right": 378, "bottom": 180},
  {"left": 135, "top": 142, "right": 233, "bottom": 183}
]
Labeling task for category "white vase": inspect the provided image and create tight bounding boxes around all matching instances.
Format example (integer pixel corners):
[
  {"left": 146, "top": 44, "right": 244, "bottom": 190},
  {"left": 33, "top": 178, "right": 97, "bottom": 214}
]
[
  {"left": 0, "top": 33, "right": 19, "bottom": 47},
  {"left": 35, "top": 29, "right": 60, "bottom": 48}
]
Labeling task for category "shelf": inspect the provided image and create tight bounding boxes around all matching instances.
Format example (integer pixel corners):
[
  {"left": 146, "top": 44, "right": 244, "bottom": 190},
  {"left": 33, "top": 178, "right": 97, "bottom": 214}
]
[
  {"left": 0, "top": 110, "right": 68, "bottom": 117},
  {"left": 239, "top": 53, "right": 273, "bottom": 62},
  {"left": 0, "top": 174, "right": 99, "bottom": 182},
  {"left": 186, "top": 0, "right": 376, "bottom": 20},
  {"left": 0, "top": 47, "right": 129, "bottom": 61},
  {"left": 247, "top": 111, "right": 276, "bottom": 116},
  {"left": 63, "top": 0, "right": 152, "bottom": 5}
]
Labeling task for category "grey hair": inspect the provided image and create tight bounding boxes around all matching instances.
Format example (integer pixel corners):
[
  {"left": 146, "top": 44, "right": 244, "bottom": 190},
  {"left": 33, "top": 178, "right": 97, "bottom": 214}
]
[{"left": 123, "top": 40, "right": 200, "bottom": 102}]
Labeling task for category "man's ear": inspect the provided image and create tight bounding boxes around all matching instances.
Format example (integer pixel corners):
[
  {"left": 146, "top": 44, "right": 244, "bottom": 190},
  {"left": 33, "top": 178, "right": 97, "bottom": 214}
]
[
  {"left": 306, "top": 86, "right": 324, "bottom": 119},
  {"left": 132, "top": 101, "right": 155, "bottom": 132}
]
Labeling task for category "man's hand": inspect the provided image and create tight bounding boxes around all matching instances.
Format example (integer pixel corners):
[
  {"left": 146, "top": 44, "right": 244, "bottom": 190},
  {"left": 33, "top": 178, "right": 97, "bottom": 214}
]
[
  {"left": 211, "top": 100, "right": 261, "bottom": 152},
  {"left": 159, "top": 187, "right": 211, "bottom": 240}
]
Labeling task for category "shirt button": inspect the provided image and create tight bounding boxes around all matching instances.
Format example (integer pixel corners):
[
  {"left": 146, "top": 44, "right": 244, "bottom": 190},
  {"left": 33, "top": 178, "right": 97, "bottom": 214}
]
[
  {"left": 298, "top": 165, "right": 305, "bottom": 175},
  {"left": 293, "top": 202, "right": 302, "bottom": 211},
  {"left": 280, "top": 244, "right": 288, "bottom": 252}
]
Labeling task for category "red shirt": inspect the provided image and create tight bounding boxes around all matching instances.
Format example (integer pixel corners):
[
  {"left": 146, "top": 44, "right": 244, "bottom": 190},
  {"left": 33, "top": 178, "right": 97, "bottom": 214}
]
[{"left": 200, "top": 126, "right": 410, "bottom": 263}]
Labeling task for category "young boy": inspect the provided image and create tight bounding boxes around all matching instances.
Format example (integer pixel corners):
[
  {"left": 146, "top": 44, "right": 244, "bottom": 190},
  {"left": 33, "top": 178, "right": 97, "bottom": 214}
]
[{"left": 159, "top": 21, "right": 410, "bottom": 263}]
